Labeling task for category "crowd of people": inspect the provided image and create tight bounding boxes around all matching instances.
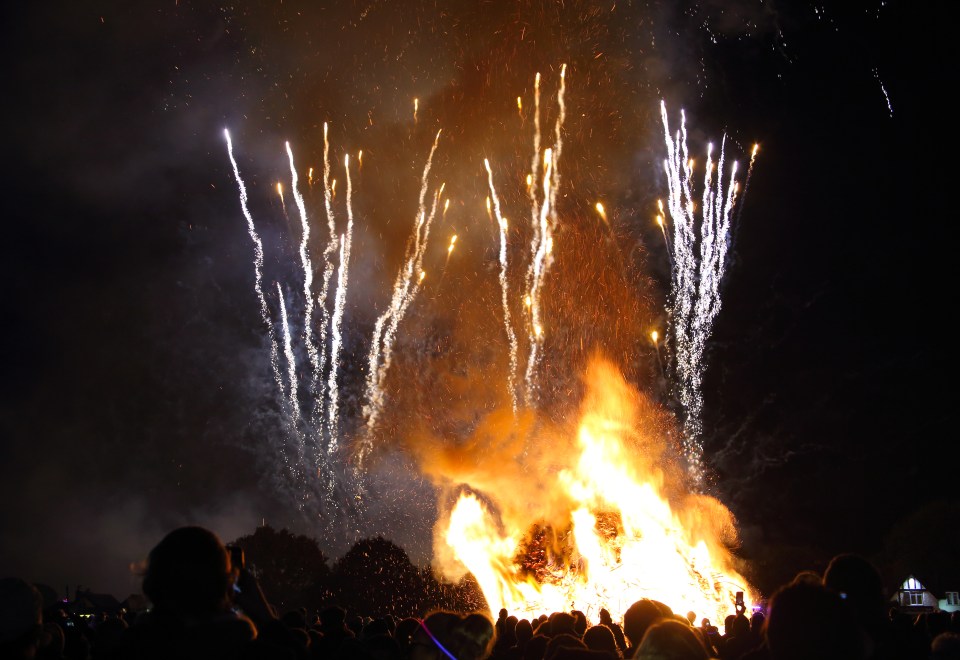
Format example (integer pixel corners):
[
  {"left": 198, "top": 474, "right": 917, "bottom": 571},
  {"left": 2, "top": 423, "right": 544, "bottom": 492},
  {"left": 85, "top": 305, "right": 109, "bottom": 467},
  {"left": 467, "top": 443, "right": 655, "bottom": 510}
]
[{"left": 2, "top": 525, "right": 959, "bottom": 659}]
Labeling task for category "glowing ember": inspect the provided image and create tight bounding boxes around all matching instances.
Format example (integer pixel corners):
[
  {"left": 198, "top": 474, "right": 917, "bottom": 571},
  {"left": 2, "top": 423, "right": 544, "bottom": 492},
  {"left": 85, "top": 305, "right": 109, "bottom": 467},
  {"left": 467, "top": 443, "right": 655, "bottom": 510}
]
[{"left": 429, "top": 358, "right": 753, "bottom": 624}]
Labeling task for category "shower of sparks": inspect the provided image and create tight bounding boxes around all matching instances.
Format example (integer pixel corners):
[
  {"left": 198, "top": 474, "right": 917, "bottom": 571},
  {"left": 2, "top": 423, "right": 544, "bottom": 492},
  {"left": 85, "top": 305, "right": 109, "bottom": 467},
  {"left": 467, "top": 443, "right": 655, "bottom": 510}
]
[
  {"left": 327, "top": 154, "right": 354, "bottom": 452},
  {"left": 523, "top": 66, "right": 567, "bottom": 407},
  {"left": 660, "top": 101, "right": 750, "bottom": 486},
  {"left": 485, "top": 158, "right": 520, "bottom": 411},
  {"left": 225, "top": 128, "right": 359, "bottom": 522},
  {"left": 360, "top": 130, "right": 443, "bottom": 464}
]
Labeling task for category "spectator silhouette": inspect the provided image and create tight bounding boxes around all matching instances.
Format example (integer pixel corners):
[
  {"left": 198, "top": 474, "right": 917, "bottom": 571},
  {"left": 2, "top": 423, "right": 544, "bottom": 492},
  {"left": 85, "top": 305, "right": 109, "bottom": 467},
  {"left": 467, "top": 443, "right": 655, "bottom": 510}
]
[
  {"left": 114, "top": 526, "right": 281, "bottom": 660},
  {"left": 582, "top": 624, "right": 619, "bottom": 656},
  {"left": 623, "top": 599, "right": 664, "bottom": 656},
  {"left": 634, "top": 619, "right": 710, "bottom": 660},
  {"left": 0, "top": 577, "right": 43, "bottom": 660},
  {"left": 823, "top": 553, "right": 906, "bottom": 660},
  {"left": 764, "top": 580, "right": 865, "bottom": 660},
  {"left": 410, "top": 611, "right": 494, "bottom": 660}
]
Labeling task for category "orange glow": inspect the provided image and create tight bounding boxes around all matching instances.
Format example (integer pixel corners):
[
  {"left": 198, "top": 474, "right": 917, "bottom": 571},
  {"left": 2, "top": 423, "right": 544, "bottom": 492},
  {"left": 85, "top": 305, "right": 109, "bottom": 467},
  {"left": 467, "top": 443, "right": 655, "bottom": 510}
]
[{"left": 432, "top": 358, "right": 753, "bottom": 624}]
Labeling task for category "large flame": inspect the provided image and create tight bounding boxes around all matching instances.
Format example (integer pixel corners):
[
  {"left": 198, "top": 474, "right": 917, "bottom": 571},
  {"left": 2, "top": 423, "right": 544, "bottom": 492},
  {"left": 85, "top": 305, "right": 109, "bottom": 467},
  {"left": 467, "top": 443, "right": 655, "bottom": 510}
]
[{"left": 423, "top": 357, "right": 753, "bottom": 624}]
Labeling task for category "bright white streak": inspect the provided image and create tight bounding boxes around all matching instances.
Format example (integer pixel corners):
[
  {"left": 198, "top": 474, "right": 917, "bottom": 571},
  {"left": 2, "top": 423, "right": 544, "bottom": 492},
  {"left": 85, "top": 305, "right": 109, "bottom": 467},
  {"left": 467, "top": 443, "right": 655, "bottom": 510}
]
[
  {"left": 223, "top": 130, "right": 288, "bottom": 430},
  {"left": 660, "top": 101, "right": 745, "bottom": 486},
  {"left": 327, "top": 154, "right": 354, "bottom": 452},
  {"left": 316, "top": 123, "right": 341, "bottom": 432},
  {"left": 524, "top": 149, "right": 554, "bottom": 405},
  {"left": 484, "top": 158, "right": 520, "bottom": 411},
  {"left": 360, "top": 130, "right": 443, "bottom": 462},
  {"left": 286, "top": 142, "right": 321, "bottom": 408},
  {"left": 276, "top": 283, "right": 302, "bottom": 430}
]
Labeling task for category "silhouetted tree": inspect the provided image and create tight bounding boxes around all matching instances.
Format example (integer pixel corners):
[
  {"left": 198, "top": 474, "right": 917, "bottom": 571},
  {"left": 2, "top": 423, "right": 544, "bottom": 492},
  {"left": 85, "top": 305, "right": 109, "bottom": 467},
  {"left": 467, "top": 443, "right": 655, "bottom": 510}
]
[
  {"left": 231, "top": 525, "right": 331, "bottom": 612},
  {"left": 332, "top": 536, "right": 427, "bottom": 617}
]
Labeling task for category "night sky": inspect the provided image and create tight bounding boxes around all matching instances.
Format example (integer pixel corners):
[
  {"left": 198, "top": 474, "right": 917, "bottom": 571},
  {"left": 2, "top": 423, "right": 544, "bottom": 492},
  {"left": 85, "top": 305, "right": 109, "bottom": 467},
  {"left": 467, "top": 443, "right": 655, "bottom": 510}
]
[{"left": 2, "top": 0, "right": 957, "bottom": 602}]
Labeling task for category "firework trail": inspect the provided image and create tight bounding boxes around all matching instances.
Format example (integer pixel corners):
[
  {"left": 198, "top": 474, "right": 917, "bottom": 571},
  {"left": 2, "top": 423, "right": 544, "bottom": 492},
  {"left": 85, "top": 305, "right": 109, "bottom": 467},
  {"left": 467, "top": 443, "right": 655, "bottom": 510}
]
[
  {"left": 522, "top": 67, "right": 567, "bottom": 406},
  {"left": 660, "top": 101, "right": 746, "bottom": 485},
  {"left": 316, "top": 123, "right": 341, "bottom": 432},
  {"left": 223, "top": 130, "right": 288, "bottom": 448},
  {"left": 484, "top": 158, "right": 520, "bottom": 411},
  {"left": 359, "top": 130, "right": 443, "bottom": 462},
  {"left": 276, "top": 282, "right": 304, "bottom": 435},
  {"left": 286, "top": 142, "right": 321, "bottom": 416},
  {"left": 327, "top": 154, "right": 354, "bottom": 453}
]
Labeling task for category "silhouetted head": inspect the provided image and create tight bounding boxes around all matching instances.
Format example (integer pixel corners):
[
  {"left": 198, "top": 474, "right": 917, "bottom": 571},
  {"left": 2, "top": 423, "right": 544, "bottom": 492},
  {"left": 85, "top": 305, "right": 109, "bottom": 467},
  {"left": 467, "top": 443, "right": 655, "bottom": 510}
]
[
  {"left": 412, "top": 611, "right": 495, "bottom": 660},
  {"left": 931, "top": 632, "right": 960, "bottom": 660},
  {"left": 515, "top": 618, "right": 533, "bottom": 645},
  {"left": 0, "top": 578, "right": 43, "bottom": 659},
  {"left": 823, "top": 553, "right": 886, "bottom": 626},
  {"left": 686, "top": 611, "right": 696, "bottom": 625},
  {"left": 598, "top": 608, "right": 612, "bottom": 625},
  {"left": 141, "top": 526, "right": 232, "bottom": 618},
  {"left": 624, "top": 599, "right": 664, "bottom": 647},
  {"left": 765, "top": 581, "right": 864, "bottom": 660},
  {"left": 582, "top": 624, "right": 617, "bottom": 654},
  {"left": 551, "top": 612, "right": 577, "bottom": 637},
  {"left": 634, "top": 619, "right": 709, "bottom": 660}
]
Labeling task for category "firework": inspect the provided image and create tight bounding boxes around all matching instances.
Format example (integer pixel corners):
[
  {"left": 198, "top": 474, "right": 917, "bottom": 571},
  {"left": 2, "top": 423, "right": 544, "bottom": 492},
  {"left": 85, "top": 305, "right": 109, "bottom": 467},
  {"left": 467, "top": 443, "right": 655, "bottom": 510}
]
[
  {"left": 359, "top": 130, "right": 443, "bottom": 463},
  {"left": 484, "top": 158, "right": 520, "bottom": 411},
  {"left": 327, "top": 154, "right": 354, "bottom": 452},
  {"left": 660, "top": 101, "right": 751, "bottom": 485}
]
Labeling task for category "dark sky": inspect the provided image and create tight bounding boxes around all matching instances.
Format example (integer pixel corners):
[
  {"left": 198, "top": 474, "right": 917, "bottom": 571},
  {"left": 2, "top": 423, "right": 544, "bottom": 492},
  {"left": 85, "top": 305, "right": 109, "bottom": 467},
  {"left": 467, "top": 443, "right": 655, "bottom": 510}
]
[{"left": 1, "top": 0, "right": 956, "bottom": 601}]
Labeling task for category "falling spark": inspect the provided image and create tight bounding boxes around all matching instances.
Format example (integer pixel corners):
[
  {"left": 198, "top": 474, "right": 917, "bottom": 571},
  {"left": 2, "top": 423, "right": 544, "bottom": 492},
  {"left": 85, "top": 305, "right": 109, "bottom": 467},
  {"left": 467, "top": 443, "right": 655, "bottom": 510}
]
[
  {"left": 308, "top": 167, "right": 314, "bottom": 186},
  {"left": 661, "top": 100, "right": 748, "bottom": 486},
  {"left": 485, "top": 157, "right": 520, "bottom": 411},
  {"left": 327, "top": 154, "right": 354, "bottom": 452},
  {"left": 277, "top": 182, "right": 286, "bottom": 213},
  {"left": 448, "top": 234, "right": 457, "bottom": 255},
  {"left": 358, "top": 150, "right": 363, "bottom": 169},
  {"left": 413, "top": 97, "right": 419, "bottom": 123},
  {"left": 595, "top": 201, "right": 608, "bottom": 225}
]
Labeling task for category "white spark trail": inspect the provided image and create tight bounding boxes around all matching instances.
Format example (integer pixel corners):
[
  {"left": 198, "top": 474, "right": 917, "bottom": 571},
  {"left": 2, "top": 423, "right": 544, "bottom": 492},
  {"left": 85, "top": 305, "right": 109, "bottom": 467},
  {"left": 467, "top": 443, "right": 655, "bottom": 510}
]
[
  {"left": 223, "top": 129, "right": 287, "bottom": 421},
  {"left": 660, "top": 101, "right": 745, "bottom": 486},
  {"left": 360, "top": 130, "right": 442, "bottom": 462},
  {"left": 327, "top": 154, "right": 354, "bottom": 453},
  {"left": 521, "top": 67, "right": 567, "bottom": 407},
  {"left": 484, "top": 158, "right": 519, "bottom": 411},
  {"left": 316, "top": 123, "right": 341, "bottom": 431},
  {"left": 276, "top": 283, "right": 303, "bottom": 431},
  {"left": 286, "top": 142, "right": 321, "bottom": 410}
]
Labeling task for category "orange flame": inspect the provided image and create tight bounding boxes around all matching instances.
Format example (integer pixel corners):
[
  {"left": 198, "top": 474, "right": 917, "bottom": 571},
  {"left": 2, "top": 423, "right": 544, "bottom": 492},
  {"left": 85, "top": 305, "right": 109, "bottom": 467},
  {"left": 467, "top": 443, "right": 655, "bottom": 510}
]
[{"left": 427, "top": 357, "right": 753, "bottom": 624}]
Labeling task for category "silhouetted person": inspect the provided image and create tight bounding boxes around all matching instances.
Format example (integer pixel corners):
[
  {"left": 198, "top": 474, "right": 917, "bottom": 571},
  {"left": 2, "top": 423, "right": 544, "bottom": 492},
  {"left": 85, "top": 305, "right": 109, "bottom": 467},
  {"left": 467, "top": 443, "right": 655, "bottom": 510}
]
[
  {"left": 634, "top": 619, "right": 710, "bottom": 660},
  {"left": 314, "top": 605, "right": 354, "bottom": 657},
  {"left": 113, "top": 526, "right": 273, "bottom": 660},
  {"left": 582, "top": 624, "right": 618, "bottom": 656},
  {"left": 623, "top": 599, "right": 664, "bottom": 657},
  {"left": 764, "top": 581, "right": 865, "bottom": 660},
  {"left": 410, "top": 611, "right": 494, "bottom": 660},
  {"left": 0, "top": 578, "right": 43, "bottom": 660}
]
